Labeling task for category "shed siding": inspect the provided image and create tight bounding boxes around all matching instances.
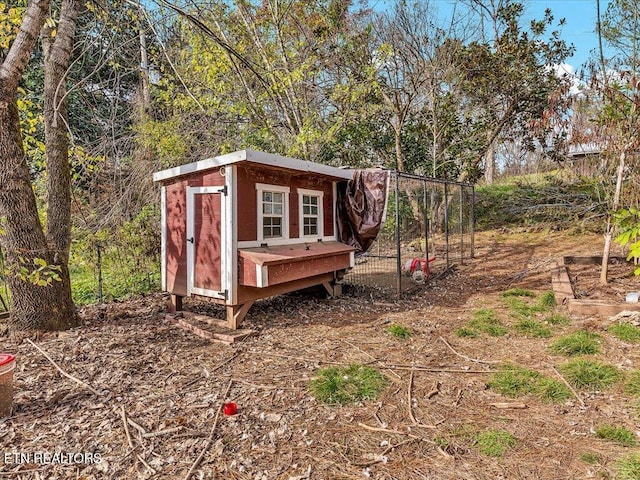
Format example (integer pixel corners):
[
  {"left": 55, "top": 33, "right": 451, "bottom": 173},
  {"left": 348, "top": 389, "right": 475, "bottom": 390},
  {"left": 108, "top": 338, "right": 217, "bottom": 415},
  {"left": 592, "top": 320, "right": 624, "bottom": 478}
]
[{"left": 236, "top": 164, "right": 336, "bottom": 242}]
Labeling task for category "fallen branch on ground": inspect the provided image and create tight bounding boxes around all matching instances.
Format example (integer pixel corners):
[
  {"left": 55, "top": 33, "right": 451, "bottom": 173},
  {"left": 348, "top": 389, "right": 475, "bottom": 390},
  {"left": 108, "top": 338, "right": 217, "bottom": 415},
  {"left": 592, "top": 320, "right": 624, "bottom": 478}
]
[{"left": 27, "top": 338, "right": 102, "bottom": 396}]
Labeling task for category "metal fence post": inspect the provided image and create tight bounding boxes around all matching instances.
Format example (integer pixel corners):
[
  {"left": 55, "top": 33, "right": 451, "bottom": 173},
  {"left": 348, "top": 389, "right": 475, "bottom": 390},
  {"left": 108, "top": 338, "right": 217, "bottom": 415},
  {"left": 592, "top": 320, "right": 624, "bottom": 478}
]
[
  {"left": 444, "top": 182, "right": 449, "bottom": 268},
  {"left": 471, "top": 186, "right": 475, "bottom": 259},
  {"left": 459, "top": 186, "right": 464, "bottom": 265},
  {"left": 395, "top": 171, "right": 402, "bottom": 297},
  {"left": 97, "top": 244, "right": 103, "bottom": 304}
]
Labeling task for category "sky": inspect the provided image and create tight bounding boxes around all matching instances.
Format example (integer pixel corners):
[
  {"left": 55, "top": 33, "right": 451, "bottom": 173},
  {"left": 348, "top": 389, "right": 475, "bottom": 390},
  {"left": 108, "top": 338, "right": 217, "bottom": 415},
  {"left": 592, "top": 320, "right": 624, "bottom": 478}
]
[
  {"left": 521, "top": 0, "right": 609, "bottom": 70},
  {"left": 372, "top": 0, "right": 611, "bottom": 73}
]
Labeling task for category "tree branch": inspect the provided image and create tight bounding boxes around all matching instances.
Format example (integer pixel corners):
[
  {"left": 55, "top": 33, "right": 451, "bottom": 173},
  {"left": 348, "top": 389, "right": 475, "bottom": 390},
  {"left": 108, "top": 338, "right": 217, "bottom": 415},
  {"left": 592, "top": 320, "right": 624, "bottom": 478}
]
[{"left": 0, "top": 0, "right": 51, "bottom": 88}]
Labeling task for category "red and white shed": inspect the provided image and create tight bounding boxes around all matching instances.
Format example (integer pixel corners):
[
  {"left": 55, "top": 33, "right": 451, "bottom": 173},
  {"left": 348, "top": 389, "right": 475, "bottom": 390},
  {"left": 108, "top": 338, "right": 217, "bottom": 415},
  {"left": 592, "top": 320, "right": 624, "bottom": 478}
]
[{"left": 153, "top": 149, "right": 356, "bottom": 330}]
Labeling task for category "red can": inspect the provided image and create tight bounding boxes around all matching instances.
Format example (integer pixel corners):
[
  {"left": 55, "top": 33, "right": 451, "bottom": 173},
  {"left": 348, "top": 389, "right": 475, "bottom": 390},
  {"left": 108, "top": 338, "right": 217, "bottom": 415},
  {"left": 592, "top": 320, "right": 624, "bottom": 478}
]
[{"left": 223, "top": 402, "right": 237, "bottom": 416}]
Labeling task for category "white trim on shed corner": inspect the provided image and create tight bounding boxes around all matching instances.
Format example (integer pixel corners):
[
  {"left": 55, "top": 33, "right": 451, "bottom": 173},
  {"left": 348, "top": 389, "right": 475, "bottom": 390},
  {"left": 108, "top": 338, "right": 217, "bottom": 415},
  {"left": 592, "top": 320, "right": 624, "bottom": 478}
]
[
  {"left": 225, "top": 166, "right": 238, "bottom": 305},
  {"left": 160, "top": 186, "right": 167, "bottom": 291},
  {"left": 153, "top": 149, "right": 354, "bottom": 183}
]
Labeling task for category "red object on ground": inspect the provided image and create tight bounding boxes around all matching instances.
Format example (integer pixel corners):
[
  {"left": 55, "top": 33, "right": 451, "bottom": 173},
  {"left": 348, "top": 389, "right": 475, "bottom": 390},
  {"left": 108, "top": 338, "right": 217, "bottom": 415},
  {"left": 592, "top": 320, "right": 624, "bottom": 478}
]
[
  {"left": 0, "top": 354, "right": 15, "bottom": 368},
  {"left": 408, "top": 257, "right": 436, "bottom": 275},
  {"left": 223, "top": 402, "right": 237, "bottom": 416}
]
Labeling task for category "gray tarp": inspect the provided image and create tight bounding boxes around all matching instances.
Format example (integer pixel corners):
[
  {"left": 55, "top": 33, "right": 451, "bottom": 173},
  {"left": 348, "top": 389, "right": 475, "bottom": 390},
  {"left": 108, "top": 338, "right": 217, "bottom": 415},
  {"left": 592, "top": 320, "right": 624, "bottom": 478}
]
[{"left": 336, "top": 169, "right": 389, "bottom": 255}]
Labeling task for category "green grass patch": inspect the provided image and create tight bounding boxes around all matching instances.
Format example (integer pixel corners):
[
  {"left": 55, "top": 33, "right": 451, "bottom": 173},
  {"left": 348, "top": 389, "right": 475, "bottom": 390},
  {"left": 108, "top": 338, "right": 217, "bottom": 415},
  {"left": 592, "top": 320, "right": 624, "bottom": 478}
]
[
  {"left": 608, "top": 323, "right": 640, "bottom": 343},
  {"left": 489, "top": 365, "right": 539, "bottom": 397},
  {"left": 488, "top": 364, "right": 570, "bottom": 402},
  {"left": 545, "top": 314, "right": 571, "bottom": 325},
  {"left": 535, "top": 378, "right": 572, "bottom": 403},
  {"left": 581, "top": 452, "right": 600, "bottom": 465},
  {"left": 505, "top": 297, "right": 536, "bottom": 317},
  {"left": 617, "top": 454, "right": 640, "bottom": 480},
  {"left": 549, "top": 330, "right": 601, "bottom": 356},
  {"left": 387, "top": 324, "right": 411, "bottom": 339},
  {"left": 537, "top": 291, "right": 557, "bottom": 309},
  {"left": 474, "top": 430, "right": 516, "bottom": 457},
  {"left": 468, "top": 309, "right": 507, "bottom": 337},
  {"left": 595, "top": 424, "right": 637, "bottom": 447},
  {"left": 501, "top": 288, "right": 535, "bottom": 298},
  {"left": 455, "top": 327, "right": 479, "bottom": 338},
  {"left": 514, "top": 319, "right": 552, "bottom": 338},
  {"left": 558, "top": 359, "right": 621, "bottom": 390},
  {"left": 310, "top": 364, "right": 387, "bottom": 405},
  {"left": 624, "top": 370, "right": 640, "bottom": 396}
]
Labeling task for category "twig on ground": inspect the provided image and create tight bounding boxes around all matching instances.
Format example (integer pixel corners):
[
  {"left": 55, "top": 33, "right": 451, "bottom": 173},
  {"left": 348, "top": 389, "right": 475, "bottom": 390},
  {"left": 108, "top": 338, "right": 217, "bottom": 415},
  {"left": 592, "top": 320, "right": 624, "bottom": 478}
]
[
  {"left": 211, "top": 353, "right": 240, "bottom": 374},
  {"left": 454, "top": 388, "right": 463, "bottom": 407},
  {"left": 254, "top": 349, "right": 494, "bottom": 373},
  {"left": 352, "top": 437, "right": 419, "bottom": 467},
  {"left": 489, "top": 402, "right": 528, "bottom": 409},
  {"left": 184, "top": 379, "right": 234, "bottom": 480},
  {"left": 143, "top": 426, "right": 184, "bottom": 439},
  {"left": 127, "top": 417, "right": 148, "bottom": 436},
  {"left": 408, "top": 370, "right": 419, "bottom": 425},
  {"left": 0, "top": 469, "right": 43, "bottom": 477},
  {"left": 136, "top": 454, "right": 156, "bottom": 475},
  {"left": 120, "top": 406, "right": 135, "bottom": 450},
  {"left": 439, "top": 337, "right": 500, "bottom": 365},
  {"left": 507, "top": 258, "right": 556, "bottom": 286},
  {"left": 426, "top": 380, "right": 440, "bottom": 399},
  {"left": 357, "top": 422, "right": 417, "bottom": 436},
  {"left": 342, "top": 340, "right": 402, "bottom": 380},
  {"left": 27, "top": 338, "right": 102, "bottom": 396},
  {"left": 373, "top": 403, "right": 385, "bottom": 428},
  {"left": 551, "top": 366, "right": 585, "bottom": 407}
]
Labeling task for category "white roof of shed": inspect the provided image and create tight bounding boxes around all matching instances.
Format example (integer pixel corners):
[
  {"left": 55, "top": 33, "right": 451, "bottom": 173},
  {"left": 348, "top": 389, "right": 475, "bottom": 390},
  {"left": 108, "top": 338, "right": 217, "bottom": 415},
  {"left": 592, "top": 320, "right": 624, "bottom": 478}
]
[{"left": 153, "top": 149, "right": 354, "bottom": 182}]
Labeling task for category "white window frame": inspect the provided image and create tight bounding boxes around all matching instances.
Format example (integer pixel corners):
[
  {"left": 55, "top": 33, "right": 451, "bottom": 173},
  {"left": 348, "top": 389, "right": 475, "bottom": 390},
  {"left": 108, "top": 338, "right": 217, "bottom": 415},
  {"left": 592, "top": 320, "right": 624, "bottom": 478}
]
[
  {"left": 256, "top": 183, "right": 290, "bottom": 244},
  {"left": 298, "top": 188, "right": 324, "bottom": 240}
]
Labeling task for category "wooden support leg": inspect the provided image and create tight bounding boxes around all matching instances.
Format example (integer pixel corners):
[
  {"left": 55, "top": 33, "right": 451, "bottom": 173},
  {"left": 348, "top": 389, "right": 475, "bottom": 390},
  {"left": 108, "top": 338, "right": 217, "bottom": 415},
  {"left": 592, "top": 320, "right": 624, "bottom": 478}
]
[
  {"left": 322, "top": 281, "right": 343, "bottom": 298},
  {"left": 169, "top": 295, "right": 183, "bottom": 313},
  {"left": 226, "top": 301, "right": 254, "bottom": 330}
]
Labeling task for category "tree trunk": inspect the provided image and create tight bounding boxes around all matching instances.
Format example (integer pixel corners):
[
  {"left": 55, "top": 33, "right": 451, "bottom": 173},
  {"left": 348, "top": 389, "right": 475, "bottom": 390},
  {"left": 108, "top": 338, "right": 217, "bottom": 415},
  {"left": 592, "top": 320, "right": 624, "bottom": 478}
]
[
  {"left": 0, "top": 88, "right": 75, "bottom": 330},
  {"left": 40, "top": 0, "right": 81, "bottom": 329},
  {"left": 484, "top": 140, "right": 496, "bottom": 184},
  {"left": 600, "top": 151, "right": 626, "bottom": 285},
  {"left": 0, "top": 0, "right": 79, "bottom": 331}
]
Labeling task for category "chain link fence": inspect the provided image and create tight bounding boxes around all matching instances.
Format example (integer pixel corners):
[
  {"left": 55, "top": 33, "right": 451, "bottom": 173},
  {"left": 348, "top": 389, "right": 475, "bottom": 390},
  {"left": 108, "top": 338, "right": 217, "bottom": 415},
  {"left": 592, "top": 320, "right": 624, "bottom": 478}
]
[{"left": 344, "top": 171, "right": 474, "bottom": 296}]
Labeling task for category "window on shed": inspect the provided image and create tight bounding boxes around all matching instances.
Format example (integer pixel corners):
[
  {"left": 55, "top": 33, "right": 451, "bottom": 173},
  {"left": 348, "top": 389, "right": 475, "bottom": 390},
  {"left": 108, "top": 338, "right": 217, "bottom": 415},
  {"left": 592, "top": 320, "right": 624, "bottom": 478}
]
[
  {"left": 298, "top": 189, "right": 324, "bottom": 238},
  {"left": 256, "top": 183, "right": 290, "bottom": 242},
  {"left": 262, "top": 191, "right": 284, "bottom": 238}
]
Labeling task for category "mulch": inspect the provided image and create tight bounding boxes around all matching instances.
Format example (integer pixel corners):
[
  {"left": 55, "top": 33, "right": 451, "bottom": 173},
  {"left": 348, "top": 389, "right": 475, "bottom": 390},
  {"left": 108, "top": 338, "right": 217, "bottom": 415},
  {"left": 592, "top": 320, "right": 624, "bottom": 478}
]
[{"left": 1, "top": 230, "right": 639, "bottom": 480}]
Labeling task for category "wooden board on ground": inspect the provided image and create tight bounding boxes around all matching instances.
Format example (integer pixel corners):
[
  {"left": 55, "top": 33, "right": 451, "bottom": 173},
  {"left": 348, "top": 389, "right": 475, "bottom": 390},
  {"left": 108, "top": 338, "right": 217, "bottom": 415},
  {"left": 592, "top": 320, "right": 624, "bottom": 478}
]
[
  {"left": 552, "top": 255, "right": 640, "bottom": 316},
  {"left": 166, "top": 312, "right": 255, "bottom": 344}
]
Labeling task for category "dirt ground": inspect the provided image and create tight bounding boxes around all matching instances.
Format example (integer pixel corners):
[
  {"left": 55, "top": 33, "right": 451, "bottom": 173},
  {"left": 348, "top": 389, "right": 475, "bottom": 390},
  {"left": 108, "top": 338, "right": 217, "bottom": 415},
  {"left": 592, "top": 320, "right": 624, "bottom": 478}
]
[{"left": 1, "top": 229, "right": 640, "bottom": 480}]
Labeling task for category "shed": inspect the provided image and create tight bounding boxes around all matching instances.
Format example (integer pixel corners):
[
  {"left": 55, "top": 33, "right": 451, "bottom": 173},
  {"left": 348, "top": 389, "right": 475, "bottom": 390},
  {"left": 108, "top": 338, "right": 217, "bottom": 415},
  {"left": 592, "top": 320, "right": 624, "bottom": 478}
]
[{"left": 153, "top": 149, "right": 356, "bottom": 330}]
